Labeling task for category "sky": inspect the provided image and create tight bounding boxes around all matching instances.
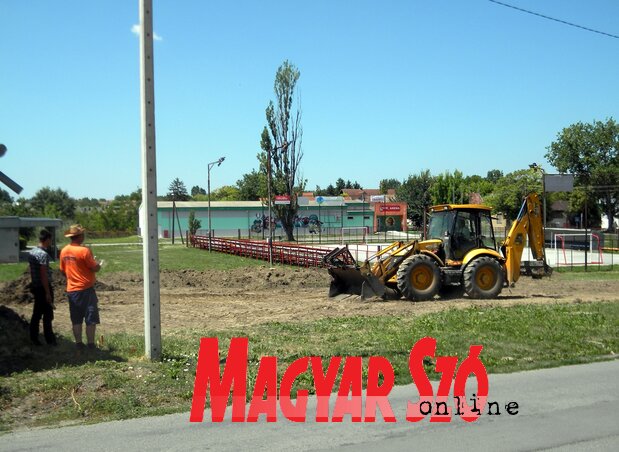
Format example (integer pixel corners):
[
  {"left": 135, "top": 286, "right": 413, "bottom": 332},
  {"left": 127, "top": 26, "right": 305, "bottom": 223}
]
[{"left": 1, "top": 0, "right": 618, "bottom": 200}]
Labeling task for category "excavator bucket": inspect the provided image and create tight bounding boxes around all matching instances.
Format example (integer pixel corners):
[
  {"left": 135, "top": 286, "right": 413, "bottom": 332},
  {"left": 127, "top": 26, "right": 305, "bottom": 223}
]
[{"left": 324, "top": 247, "right": 395, "bottom": 299}]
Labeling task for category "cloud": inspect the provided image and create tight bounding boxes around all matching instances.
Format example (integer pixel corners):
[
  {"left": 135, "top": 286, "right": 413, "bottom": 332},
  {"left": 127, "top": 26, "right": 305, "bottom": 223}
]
[{"left": 131, "top": 24, "right": 162, "bottom": 41}]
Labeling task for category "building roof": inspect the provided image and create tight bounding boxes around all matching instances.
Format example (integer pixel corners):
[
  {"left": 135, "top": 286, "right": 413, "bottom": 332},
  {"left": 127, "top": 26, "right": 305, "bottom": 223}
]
[
  {"left": 0, "top": 216, "right": 63, "bottom": 228},
  {"left": 156, "top": 199, "right": 368, "bottom": 209},
  {"left": 341, "top": 188, "right": 396, "bottom": 200}
]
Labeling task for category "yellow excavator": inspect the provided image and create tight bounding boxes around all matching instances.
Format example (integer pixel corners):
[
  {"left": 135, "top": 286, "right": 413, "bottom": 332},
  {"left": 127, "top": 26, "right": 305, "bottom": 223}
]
[{"left": 324, "top": 193, "right": 551, "bottom": 300}]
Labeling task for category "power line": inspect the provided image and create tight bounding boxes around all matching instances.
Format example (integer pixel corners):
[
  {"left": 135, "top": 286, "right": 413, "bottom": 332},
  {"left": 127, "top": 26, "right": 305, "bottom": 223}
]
[{"left": 488, "top": 0, "right": 619, "bottom": 39}]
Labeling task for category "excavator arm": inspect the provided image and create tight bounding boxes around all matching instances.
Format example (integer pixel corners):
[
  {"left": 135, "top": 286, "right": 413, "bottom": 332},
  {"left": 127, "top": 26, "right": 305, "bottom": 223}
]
[{"left": 501, "top": 193, "right": 551, "bottom": 285}]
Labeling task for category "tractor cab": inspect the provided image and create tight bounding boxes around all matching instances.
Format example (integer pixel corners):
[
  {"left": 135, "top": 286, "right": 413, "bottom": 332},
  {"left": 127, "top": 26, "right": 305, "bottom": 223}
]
[{"left": 427, "top": 204, "right": 497, "bottom": 263}]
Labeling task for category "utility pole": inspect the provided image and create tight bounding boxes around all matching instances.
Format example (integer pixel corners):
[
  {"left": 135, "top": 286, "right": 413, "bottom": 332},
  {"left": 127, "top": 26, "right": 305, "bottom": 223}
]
[{"left": 139, "top": 0, "right": 161, "bottom": 361}]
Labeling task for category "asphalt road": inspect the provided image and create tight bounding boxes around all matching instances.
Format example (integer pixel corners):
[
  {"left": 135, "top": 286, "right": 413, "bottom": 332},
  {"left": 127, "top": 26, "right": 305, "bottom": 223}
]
[{"left": 2, "top": 360, "right": 618, "bottom": 451}]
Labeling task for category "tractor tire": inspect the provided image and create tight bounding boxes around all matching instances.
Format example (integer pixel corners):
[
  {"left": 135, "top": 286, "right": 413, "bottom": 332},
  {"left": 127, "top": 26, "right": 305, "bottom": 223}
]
[
  {"left": 397, "top": 254, "right": 441, "bottom": 301},
  {"left": 463, "top": 257, "right": 504, "bottom": 299}
]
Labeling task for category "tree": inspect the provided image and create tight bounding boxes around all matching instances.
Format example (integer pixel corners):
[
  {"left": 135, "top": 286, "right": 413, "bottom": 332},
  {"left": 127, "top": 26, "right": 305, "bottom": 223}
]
[
  {"left": 209, "top": 185, "right": 241, "bottom": 201},
  {"left": 30, "top": 187, "right": 76, "bottom": 219},
  {"left": 191, "top": 185, "right": 206, "bottom": 197},
  {"left": 395, "top": 170, "right": 434, "bottom": 228},
  {"left": 0, "top": 188, "right": 12, "bottom": 204},
  {"left": 486, "top": 169, "right": 504, "bottom": 184},
  {"left": 188, "top": 210, "right": 202, "bottom": 235},
  {"left": 430, "top": 170, "right": 466, "bottom": 205},
  {"left": 236, "top": 170, "right": 267, "bottom": 200},
  {"left": 262, "top": 60, "right": 305, "bottom": 241},
  {"left": 167, "top": 178, "right": 190, "bottom": 201},
  {"left": 335, "top": 178, "right": 346, "bottom": 194},
  {"left": 545, "top": 118, "right": 619, "bottom": 231},
  {"left": 484, "top": 168, "right": 542, "bottom": 221},
  {"left": 379, "top": 178, "right": 401, "bottom": 193}
]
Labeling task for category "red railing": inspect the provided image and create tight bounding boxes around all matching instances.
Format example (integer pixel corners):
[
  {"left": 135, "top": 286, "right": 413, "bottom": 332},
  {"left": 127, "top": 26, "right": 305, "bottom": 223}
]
[{"left": 191, "top": 235, "right": 334, "bottom": 267}]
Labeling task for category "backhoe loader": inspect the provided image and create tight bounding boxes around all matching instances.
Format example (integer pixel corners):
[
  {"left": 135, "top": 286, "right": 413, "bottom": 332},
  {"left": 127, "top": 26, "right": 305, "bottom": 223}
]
[{"left": 325, "top": 192, "right": 551, "bottom": 300}]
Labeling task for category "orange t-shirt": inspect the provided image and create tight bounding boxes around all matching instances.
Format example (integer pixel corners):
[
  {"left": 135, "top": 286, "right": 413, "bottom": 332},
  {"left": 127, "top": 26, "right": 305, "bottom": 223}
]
[{"left": 59, "top": 244, "right": 98, "bottom": 292}]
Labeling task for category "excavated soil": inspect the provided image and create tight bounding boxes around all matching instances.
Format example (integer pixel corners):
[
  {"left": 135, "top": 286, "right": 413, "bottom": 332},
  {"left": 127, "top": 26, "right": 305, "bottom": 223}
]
[{"left": 1, "top": 266, "right": 618, "bottom": 338}]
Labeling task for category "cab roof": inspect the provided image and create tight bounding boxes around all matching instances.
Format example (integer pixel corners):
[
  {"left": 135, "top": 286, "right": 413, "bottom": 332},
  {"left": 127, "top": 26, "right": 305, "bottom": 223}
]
[{"left": 430, "top": 204, "right": 493, "bottom": 212}]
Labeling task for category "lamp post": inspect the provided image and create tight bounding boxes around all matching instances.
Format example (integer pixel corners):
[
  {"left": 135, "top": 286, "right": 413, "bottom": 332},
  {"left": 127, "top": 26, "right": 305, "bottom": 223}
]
[{"left": 208, "top": 156, "right": 225, "bottom": 252}]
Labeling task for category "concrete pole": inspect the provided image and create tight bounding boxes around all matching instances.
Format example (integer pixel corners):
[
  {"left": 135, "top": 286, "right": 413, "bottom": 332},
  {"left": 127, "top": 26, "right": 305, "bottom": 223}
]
[
  {"left": 139, "top": 0, "right": 161, "bottom": 361},
  {"left": 207, "top": 165, "right": 212, "bottom": 252}
]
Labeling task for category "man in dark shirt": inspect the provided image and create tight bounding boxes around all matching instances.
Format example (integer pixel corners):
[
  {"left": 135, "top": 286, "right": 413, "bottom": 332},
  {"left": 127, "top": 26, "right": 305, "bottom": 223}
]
[{"left": 29, "top": 229, "right": 56, "bottom": 346}]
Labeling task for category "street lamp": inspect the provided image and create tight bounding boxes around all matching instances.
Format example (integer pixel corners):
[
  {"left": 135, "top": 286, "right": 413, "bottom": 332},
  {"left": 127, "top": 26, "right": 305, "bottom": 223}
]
[{"left": 208, "top": 156, "right": 225, "bottom": 252}]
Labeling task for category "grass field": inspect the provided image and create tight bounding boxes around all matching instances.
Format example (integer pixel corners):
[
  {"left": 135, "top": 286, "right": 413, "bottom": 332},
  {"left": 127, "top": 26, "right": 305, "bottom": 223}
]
[
  {"left": 0, "top": 243, "right": 266, "bottom": 281},
  {"left": 1, "top": 300, "right": 617, "bottom": 431}
]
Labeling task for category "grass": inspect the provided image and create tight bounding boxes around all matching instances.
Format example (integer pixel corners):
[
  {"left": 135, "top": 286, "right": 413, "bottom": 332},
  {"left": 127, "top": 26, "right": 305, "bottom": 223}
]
[
  {"left": 554, "top": 266, "right": 619, "bottom": 280},
  {"left": 1, "top": 300, "right": 618, "bottom": 431},
  {"left": 0, "top": 264, "right": 29, "bottom": 283},
  {"left": 92, "top": 244, "right": 267, "bottom": 274},
  {"left": 0, "top": 243, "right": 267, "bottom": 281}
]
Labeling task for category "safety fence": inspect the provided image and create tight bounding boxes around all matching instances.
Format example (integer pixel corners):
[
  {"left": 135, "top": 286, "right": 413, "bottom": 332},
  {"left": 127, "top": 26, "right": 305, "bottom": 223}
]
[{"left": 191, "top": 235, "right": 335, "bottom": 267}]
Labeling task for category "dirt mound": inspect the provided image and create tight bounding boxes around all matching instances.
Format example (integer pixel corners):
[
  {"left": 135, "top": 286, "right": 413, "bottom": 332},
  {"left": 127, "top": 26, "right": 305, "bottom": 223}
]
[
  {"left": 0, "top": 269, "right": 123, "bottom": 306},
  {"left": 156, "top": 266, "right": 330, "bottom": 291},
  {"left": 0, "top": 306, "right": 31, "bottom": 375}
]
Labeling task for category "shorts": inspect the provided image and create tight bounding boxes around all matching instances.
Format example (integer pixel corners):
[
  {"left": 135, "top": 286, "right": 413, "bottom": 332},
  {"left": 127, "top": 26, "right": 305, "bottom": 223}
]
[{"left": 67, "top": 287, "right": 100, "bottom": 326}]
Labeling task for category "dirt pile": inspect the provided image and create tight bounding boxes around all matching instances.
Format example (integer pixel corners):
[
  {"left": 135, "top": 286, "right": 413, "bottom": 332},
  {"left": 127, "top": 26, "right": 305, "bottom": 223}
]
[
  {"left": 155, "top": 266, "right": 329, "bottom": 291},
  {"left": 0, "top": 269, "right": 123, "bottom": 306},
  {"left": 0, "top": 306, "right": 31, "bottom": 375}
]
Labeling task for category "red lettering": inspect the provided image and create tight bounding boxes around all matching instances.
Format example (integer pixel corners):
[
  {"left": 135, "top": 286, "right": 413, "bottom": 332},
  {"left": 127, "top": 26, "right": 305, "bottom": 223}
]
[
  {"left": 364, "top": 356, "right": 396, "bottom": 422},
  {"left": 430, "top": 356, "right": 457, "bottom": 423},
  {"left": 247, "top": 356, "right": 278, "bottom": 422},
  {"left": 453, "top": 345, "right": 488, "bottom": 422},
  {"left": 406, "top": 337, "right": 436, "bottom": 422},
  {"left": 311, "top": 356, "right": 342, "bottom": 422},
  {"left": 190, "top": 337, "right": 248, "bottom": 422},
  {"left": 332, "top": 357, "right": 363, "bottom": 422},
  {"left": 279, "top": 357, "right": 310, "bottom": 422}
]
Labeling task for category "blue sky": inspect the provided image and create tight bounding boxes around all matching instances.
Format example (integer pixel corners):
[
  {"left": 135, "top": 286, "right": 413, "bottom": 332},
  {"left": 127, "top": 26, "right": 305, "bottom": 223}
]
[{"left": 1, "top": 0, "right": 618, "bottom": 200}]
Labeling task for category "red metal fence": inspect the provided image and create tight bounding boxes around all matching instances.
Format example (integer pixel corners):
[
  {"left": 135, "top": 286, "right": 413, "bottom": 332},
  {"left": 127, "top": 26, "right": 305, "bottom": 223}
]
[{"left": 191, "top": 235, "right": 335, "bottom": 267}]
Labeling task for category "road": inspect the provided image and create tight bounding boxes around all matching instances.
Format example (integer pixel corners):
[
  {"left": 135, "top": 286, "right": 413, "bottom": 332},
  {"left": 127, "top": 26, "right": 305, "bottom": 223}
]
[{"left": 2, "top": 359, "right": 618, "bottom": 451}]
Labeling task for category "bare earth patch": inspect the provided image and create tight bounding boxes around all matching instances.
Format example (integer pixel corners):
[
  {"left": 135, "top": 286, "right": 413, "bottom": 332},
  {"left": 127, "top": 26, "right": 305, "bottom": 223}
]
[{"left": 2, "top": 266, "right": 618, "bottom": 336}]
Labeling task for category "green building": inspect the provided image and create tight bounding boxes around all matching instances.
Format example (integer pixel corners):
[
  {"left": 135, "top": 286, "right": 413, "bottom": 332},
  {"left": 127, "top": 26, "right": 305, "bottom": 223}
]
[{"left": 146, "top": 199, "right": 375, "bottom": 239}]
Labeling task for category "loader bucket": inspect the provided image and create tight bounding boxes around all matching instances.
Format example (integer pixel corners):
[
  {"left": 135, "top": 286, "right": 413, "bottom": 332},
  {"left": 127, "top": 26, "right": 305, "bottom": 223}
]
[
  {"left": 327, "top": 267, "right": 367, "bottom": 297},
  {"left": 324, "top": 246, "right": 397, "bottom": 299}
]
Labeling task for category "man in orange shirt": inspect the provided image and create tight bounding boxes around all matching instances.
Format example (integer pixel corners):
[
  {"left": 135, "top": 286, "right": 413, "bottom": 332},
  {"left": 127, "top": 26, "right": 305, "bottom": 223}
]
[{"left": 59, "top": 224, "right": 102, "bottom": 349}]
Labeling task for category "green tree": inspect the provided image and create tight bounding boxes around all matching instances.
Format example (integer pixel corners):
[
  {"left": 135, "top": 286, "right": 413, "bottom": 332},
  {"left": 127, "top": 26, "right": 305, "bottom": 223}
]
[
  {"left": 395, "top": 170, "right": 434, "bottom": 228},
  {"left": 236, "top": 170, "right": 267, "bottom": 200},
  {"left": 335, "top": 178, "right": 346, "bottom": 194},
  {"left": 0, "top": 188, "right": 13, "bottom": 216},
  {"left": 379, "top": 178, "right": 401, "bottom": 193},
  {"left": 188, "top": 210, "right": 202, "bottom": 235},
  {"left": 484, "top": 168, "right": 542, "bottom": 220},
  {"left": 209, "top": 185, "right": 241, "bottom": 201},
  {"left": 0, "top": 188, "right": 12, "bottom": 204},
  {"left": 430, "top": 170, "right": 466, "bottom": 205},
  {"left": 545, "top": 118, "right": 619, "bottom": 231},
  {"left": 262, "top": 60, "right": 305, "bottom": 241},
  {"left": 30, "top": 187, "right": 76, "bottom": 219},
  {"left": 191, "top": 185, "right": 206, "bottom": 197},
  {"left": 167, "top": 178, "right": 190, "bottom": 201},
  {"left": 486, "top": 169, "right": 504, "bottom": 184}
]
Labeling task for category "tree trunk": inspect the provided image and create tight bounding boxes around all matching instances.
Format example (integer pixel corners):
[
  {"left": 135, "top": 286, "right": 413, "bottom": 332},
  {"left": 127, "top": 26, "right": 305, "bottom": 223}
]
[{"left": 275, "top": 203, "right": 297, "bottom": 241}]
